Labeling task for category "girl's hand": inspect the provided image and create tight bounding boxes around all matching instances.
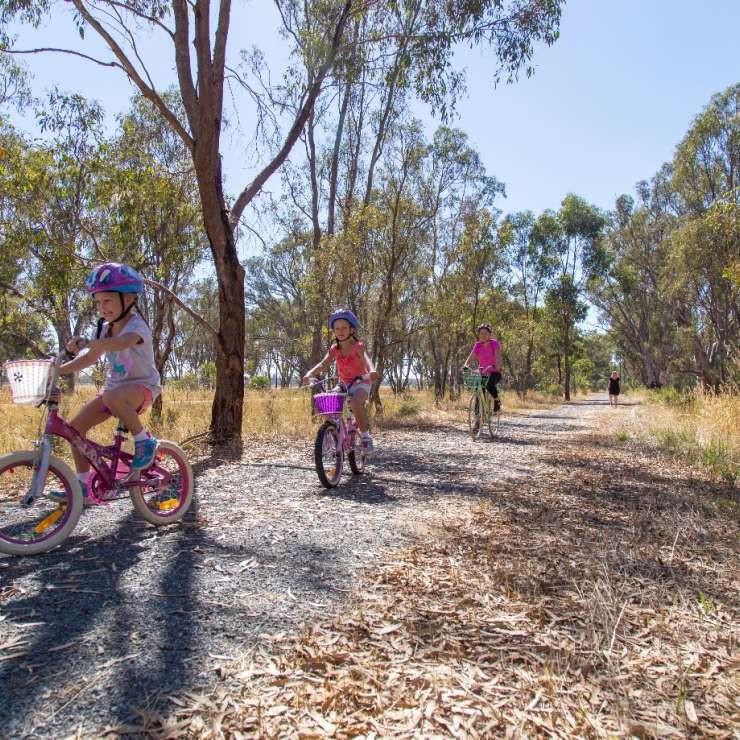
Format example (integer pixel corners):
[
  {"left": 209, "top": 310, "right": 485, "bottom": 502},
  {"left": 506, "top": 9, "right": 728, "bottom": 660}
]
[
  {"left": 66, "top": 336, "right": 86, "bottom": 354},
  {"left": 368, "top": 370, "right": 379, "bottom": 383},
  {"left": 302, "top": 374, "right": 312, "bottom": 386}
]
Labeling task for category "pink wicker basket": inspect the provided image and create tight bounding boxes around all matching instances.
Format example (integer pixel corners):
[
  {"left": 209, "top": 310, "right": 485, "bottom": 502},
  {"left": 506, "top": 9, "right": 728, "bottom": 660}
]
[{"left": 314, "top": 392, "right": 346, "bottom": 415}]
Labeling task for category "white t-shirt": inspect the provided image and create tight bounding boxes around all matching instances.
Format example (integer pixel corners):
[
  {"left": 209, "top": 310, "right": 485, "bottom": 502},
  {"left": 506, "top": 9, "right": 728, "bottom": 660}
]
[{"left": 103, "top": 313, "right": 162, "bottom": 397}]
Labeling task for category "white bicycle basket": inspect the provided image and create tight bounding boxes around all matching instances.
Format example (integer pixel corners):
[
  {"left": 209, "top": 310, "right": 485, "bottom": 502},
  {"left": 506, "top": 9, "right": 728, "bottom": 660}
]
[{"left": 3, "top": 359, "right": 54, "bottom": 404}]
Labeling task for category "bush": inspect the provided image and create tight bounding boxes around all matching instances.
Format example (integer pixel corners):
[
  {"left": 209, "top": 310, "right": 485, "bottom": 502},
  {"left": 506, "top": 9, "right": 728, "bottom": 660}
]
[{"left": 250, "top": 375, "right": 270, "bottom": 390}]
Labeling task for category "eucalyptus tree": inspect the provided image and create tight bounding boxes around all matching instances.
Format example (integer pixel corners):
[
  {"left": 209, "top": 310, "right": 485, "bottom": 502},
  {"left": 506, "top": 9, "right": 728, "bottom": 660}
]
[
  {"left": 668, "top": 83, "right": 739, "bottom": 388},
  {"left": 499, "top": 210, "right": 557, "bottom": 397}
]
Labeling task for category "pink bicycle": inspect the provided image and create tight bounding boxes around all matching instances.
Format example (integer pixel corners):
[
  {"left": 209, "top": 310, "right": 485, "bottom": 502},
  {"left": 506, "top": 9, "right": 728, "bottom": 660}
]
[
  {"left": 311, "top": 376, "right": 369, "bottom": 488},
  {"left": 0, "top": 352, "right": 193, "bottom": 555}
]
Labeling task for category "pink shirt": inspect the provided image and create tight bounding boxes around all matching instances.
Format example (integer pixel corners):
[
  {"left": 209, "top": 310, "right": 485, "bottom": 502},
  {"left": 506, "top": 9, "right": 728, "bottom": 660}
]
[
  {"left": 330, "top": 341, "right": 367, "bottom": 384},
  {"left": 472, "top": 339, "right": 500, "bottom": 374}
]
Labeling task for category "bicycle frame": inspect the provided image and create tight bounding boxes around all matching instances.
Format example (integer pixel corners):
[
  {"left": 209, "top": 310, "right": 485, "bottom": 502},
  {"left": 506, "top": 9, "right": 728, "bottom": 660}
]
[{"left": 23, "top": 352, "right": 169, "bottom": 506}]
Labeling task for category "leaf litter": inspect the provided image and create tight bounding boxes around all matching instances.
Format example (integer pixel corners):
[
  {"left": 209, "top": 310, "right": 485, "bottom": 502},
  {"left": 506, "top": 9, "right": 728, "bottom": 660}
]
[{"left": 127, "top": 417, "right": 739, "bottom": 738}]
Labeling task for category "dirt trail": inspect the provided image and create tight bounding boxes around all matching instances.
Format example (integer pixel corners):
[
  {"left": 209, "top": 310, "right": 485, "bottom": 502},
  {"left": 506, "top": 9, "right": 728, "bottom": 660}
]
[{"left": 0, "top": 396, "right": 652, "bottom": 736}]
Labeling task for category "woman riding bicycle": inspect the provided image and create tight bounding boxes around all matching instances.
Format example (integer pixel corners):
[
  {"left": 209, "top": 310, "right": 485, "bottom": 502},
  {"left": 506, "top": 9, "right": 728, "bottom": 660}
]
[
  {"left": 462, "top": 324, "right": 502, "bottom": 424},
  {"left": 57, "top": 263, "right": 160, "bottom": 501},
  {"left": 302, "top": 309, "right": 379, "bottom": 452}
]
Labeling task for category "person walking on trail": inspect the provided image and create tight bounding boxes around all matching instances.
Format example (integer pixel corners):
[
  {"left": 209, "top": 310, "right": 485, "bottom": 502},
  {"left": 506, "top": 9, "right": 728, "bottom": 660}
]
[
  {"left": 303, "top": 309, "right": 379, "bottom": 452},
  {"left": 608, "top": 370, "right": 621, "bottom": 406},
  {"left": 55, "top": 263, "right": 161, "bottom": 503},
  {"left": 462, "top": 324, "right": 502, "bottom": 430}
]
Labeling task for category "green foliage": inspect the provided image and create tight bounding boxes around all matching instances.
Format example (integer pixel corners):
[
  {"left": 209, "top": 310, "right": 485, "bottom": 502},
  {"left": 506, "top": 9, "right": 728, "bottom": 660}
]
[{"left": 250, "top": 375, "right": 270, "bottom": 390}]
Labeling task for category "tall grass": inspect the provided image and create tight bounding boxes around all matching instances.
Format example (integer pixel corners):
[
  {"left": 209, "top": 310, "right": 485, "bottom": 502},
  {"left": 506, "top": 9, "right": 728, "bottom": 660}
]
[
  {"left": 0, "top": 384, "right": 559, "bottom": 458},
  {"left": 621, "top": 389, "right": 739, "bottom": 487}
]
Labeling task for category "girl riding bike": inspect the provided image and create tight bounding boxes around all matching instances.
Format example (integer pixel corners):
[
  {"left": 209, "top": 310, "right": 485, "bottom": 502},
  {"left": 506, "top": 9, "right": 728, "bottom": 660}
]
[
  {"left": 302, "top": 309, "right": 379, "bottom": 452},
  {"left": 462, "top": 324, "right": 502, "bottom": 428},
  {"left": 57, "top": 263, "right": 160, "bottom": 502}
]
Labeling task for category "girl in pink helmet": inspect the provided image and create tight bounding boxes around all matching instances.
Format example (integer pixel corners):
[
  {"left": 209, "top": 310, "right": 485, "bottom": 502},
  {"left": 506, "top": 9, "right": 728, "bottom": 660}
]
[
  {"left": 303, "top": 309, "right": 379, "bottom": 452},
  {"left": 56, "top": 263, "right": 160, "bottom": 502}
]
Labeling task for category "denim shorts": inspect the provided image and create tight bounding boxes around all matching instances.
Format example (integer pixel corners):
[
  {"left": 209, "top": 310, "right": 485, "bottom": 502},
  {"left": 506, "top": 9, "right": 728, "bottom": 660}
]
[{"left": 347, "top": 382, "right": 371, "bottom": 399}]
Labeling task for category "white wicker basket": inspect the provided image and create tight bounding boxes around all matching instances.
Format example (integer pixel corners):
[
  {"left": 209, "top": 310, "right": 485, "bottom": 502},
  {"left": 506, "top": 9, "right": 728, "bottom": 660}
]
[{"left": 3, "top": 359, "right": 54, "bottom": 404}]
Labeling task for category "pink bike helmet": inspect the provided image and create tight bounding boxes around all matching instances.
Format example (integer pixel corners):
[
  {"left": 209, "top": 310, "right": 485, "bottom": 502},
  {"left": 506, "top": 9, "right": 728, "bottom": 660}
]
[{"left": 85, "top": 263, "right": 143, "bottom": 295}]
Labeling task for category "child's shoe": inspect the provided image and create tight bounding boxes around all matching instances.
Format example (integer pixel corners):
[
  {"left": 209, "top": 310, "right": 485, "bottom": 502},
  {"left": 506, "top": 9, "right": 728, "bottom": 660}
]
[
  {"left": 361, "top": 433, "right": 374, "bottom": 454},
  {"left": 132, "top": 436, "right": 158, "bottom": 470}
]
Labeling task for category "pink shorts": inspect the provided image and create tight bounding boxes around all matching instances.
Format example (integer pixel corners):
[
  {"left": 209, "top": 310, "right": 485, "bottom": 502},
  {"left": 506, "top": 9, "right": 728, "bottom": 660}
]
[{"left": 99, "top": 385, "right": 154, "bottom": 416}]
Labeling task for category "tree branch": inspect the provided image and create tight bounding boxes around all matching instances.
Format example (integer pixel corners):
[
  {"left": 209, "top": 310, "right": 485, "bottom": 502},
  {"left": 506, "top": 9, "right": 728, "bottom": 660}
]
[{"left": 143, "top": 278, "right": 218, "bottom": 340}]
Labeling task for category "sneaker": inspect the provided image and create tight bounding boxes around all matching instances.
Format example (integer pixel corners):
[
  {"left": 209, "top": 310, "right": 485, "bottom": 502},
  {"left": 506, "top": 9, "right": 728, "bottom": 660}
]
[
  {"left": 132, "top": 436, "right": 158, "bottom": 470},
  {"left": 361, "top": 434, "right": 374, "bottom": 453},
  {"left": 493, "top": 399, "right": 501, "bottom": 413},
  {"left": 49, "top": 482, "right": 95, "bottom": 507}
]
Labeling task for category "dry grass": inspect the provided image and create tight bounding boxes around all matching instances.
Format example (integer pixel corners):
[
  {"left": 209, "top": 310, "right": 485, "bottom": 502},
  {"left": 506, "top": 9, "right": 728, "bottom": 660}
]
[
  {"left": 0, "top": 385, "right": 558, "bottom": 458},
  {"left": 120, "top": 431, "right": 738, "bottom": 738},
  {"left": 610, "top": 390, "right": 739, "bottom": 488}
]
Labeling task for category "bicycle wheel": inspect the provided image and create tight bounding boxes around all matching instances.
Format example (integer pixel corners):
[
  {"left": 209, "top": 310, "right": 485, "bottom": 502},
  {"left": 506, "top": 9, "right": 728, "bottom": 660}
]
[
  {"left": 467, "top": 393, "right": 481, "bottom": 438},
  {"left": 314, "top": 421, "right": 343, "bottom": 488},
  {"left": 348, "top": 432, "right": 367, "bottom": 475},
  {"left": 129, "top": 441, "right": 194, "bottom": 525},
  {"left": 0, "top": 451, "right": 83, "bottom": 555}
]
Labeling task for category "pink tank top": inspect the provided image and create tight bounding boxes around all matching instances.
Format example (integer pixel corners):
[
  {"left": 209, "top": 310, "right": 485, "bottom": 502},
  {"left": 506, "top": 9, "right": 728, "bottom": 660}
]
[{"left": 330, "top": 341, "right": 367, "bottom": 384}]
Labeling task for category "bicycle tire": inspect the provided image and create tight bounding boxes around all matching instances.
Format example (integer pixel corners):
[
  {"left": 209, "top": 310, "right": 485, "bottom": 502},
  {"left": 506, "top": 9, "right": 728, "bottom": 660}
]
[
  {"left": 129, "top": 441, "right": 194, "bottom": 525},
  {"left": 348, "top": 432, "right": 366, "bottom": 475},
  {"left": 0, "top": 451, "right": 83, "bottom": 555},
  {"left": 315, "top": 421, "right": 343, "bottom": 488},
  {"left": 467, "top": 393, "right": 481, "bottom": 438}
]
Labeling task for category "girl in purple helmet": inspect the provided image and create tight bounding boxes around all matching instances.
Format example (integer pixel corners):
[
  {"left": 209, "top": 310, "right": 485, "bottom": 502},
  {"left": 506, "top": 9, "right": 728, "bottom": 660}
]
[
  {"left": 56, "top": 263, "right": 160, "bottom": 502},
  {"left": 303, "top": 309, "right": 379, "bottom": 452}
]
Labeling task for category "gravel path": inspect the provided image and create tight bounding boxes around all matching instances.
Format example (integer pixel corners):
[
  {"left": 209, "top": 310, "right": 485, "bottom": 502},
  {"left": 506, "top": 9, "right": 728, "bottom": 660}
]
[{"left": 0, "top": 395, "right": 611, "bottom": 737}]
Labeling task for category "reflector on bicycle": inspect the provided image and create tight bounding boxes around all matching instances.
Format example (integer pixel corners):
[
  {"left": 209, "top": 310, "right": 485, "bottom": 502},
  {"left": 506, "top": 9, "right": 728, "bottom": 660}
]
[{"left": 3, "top": 359, "right": 54, "bottom": 404}]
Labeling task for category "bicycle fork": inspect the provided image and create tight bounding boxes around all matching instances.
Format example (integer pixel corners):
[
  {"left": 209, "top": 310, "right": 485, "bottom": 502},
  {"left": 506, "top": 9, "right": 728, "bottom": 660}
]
[{"left": 21, "top": 434, "right": 53, "bottom": 507}]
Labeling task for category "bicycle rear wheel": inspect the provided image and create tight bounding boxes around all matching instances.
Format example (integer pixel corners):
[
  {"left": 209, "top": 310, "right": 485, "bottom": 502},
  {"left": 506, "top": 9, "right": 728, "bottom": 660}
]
[
  {"left": 0, "top": 451, "right": 83, "bottom": 555},
  {"left": 315, "top": 421, "right": 343, "bottom": 488},
  {"left": 129, "top": 441, "right": 194, "bottom": 525}
]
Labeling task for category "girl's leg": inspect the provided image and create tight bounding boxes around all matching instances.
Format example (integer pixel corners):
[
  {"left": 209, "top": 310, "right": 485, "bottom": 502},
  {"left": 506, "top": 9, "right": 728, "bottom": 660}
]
[
  {"left": 349, "top": 388, "right": 369, "bottom": 432},
  {"left": 69, "top": 397, "right": 113, "bottom": 474},
  {"left": 100, "top": 385, "right": 148, "bottom": 435}
]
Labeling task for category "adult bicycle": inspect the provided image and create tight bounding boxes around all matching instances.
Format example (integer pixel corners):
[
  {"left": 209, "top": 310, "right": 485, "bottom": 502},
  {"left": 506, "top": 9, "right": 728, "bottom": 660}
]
[
  {"left": 462, "top": 369, "right": 501, "bottom": 440},
  {"left": 0, "top": 351, "right": 193, "bottom": 555},
  {"left": 310, "top": 375, "right": 369, "bottom": 488}
]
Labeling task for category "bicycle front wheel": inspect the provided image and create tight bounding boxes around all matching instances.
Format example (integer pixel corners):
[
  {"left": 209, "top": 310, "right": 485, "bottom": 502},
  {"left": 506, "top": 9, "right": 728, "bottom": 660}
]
[
  {"left": 315, "top": 421, "right": 343, "bottom": 488},
  {"left": 0, "top": 451, "right": 83, "bottom": 555},
  {"left": 129, "top": 441, "right": 194, "bottom": 525},
  {"left": 467, "top": 393, "right": 481, "bottom": 437}
]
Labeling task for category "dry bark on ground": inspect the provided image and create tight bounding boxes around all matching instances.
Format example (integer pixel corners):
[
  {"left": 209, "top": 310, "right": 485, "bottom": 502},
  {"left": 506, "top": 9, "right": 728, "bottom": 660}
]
[{"left": 129, "top": 425, "right": 739, "bottom": 738}]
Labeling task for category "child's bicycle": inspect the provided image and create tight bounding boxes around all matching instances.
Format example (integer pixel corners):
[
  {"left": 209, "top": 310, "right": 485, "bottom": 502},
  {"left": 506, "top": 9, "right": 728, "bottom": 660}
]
[
  {"left": 0, "top": 352, "right": 194, "bottom": 556},
  {"left": 310, "top": 375, "right": 370, "bottom": 488},
  {"left": 462, "top": 369, "right": 501, "bottom": 440}
]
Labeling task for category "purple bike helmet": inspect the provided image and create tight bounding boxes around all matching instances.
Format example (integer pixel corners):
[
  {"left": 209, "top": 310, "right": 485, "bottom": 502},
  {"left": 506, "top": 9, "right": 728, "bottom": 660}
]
[
  {"left": 328, "top": 308, "right": 359, "bottom": 330},
  {"left": 85, "top": 263, "right": 144, "bottom": 295}
]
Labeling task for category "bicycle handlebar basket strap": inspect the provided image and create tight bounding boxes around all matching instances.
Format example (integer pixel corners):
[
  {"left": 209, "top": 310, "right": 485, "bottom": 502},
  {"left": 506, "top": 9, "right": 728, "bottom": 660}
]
[
  {"left": 462, "top": 371, "right": 488, "bottom": 391},
  {"left": 313, "top": 392, "right": 346, "bottom": 415},
  {"left": 3, "top": 359, "right": 54, "bottom": 404}
]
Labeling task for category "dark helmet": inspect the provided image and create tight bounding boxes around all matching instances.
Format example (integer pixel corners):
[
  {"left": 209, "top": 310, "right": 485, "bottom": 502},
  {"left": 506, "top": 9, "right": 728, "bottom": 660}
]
[{"left": 328, "top": 308, "right": 359, "bottom": 330}]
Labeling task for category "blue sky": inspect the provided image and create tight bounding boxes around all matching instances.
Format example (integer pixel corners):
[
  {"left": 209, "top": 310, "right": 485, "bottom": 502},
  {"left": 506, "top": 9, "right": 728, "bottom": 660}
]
[{"left": 6, "top": 0, "right": 740, "bottom": 220}]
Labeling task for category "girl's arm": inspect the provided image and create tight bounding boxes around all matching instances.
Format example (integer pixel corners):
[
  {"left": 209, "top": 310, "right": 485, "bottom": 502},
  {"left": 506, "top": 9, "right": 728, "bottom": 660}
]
[
  {"left": 302, "top": 351, "right": 333, "bottom": 383},
  {"left": 59, "top": 333, "right": 140, "bottom": 375},
  {"left": 493, "top": 342, "right": 502, "bottom": 370},
  {"left": 362, "top": 350, "right": 379, "bottom": 383},
  {"left": 462, "top": 348, "right": 476, "bottom": 369}
]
